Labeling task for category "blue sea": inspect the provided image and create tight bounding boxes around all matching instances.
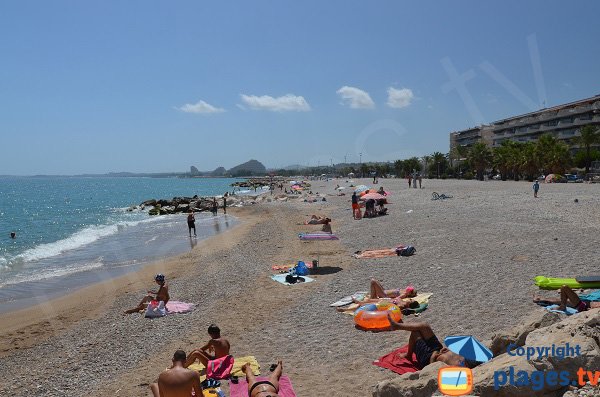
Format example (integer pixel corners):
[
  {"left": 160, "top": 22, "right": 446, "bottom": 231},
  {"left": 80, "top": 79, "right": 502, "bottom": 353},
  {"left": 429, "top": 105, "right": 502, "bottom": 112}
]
[{"left": 0, "top": 176, "right": 262, "bottom": 312}]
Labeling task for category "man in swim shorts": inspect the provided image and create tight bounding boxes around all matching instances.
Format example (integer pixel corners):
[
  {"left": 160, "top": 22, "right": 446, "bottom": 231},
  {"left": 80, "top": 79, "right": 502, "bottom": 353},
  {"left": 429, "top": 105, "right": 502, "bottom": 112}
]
[
  {"left": 387, "top": 317, "right": 479, "bottom": 369},
  {"left": 243, "top": 360, "right": 283, "bottom": 397},
  {"left": 184, "top": 324, "right": 231, "bottom": 368},
  {"left": 187, "top": 211, "right": 196, "bottom": 237},
  {"left": 351, "top": 192, "right": 360, "bottom": 219},
  {"left": 534, "top": 285, "right": 600, "bottom": 312},
  {"left": 150, "top": 350, "right": 202, "bottom": 397}
]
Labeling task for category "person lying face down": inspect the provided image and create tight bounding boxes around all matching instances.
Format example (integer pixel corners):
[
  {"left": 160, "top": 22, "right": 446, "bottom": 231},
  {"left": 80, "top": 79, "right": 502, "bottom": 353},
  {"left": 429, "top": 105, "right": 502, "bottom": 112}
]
[
  {"left": 150, "top": 350, "right": 202, "bottom": 397},
  {"left": 386, "top": 316, "right": 480, "bottom": 370},
  {"left": 243, "top": 360, "right": 283, "bottom": 397}
]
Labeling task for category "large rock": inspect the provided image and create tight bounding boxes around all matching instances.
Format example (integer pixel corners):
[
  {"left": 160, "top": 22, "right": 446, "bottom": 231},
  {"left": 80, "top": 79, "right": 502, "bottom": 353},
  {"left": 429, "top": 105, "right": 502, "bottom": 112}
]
[
  {"left": 490, "top": 310, "right": 563, "bottom": 356},
  {"left": 373, "top": 361, "right": 444, "bottom": 397}
]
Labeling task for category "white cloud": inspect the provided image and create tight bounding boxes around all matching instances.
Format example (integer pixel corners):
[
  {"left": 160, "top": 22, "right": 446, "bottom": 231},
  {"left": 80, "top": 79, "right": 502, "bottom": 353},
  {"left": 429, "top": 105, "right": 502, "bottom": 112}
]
[
  {"left": 336, "top": 86, "right": 375, "bottom": 109},
  {"left": 239, "top": 94, "right": 311, "bottom": 112},
  {"left": 386, "top": 87, "right": 414, "bottom": 109},
  {"left": 178, "top": 100, "right": 225, "bottom": 114}
]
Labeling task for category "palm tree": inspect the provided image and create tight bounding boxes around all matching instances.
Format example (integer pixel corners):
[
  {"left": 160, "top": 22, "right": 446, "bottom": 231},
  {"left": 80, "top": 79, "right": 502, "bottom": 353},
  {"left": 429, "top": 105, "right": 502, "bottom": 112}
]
[
  {"left": 468, "top": 142, "right": 492, "bottom": 180},
  {"left": 575, "top": 125, "right": 600, "bottom": 174},
  {"left": 451, "top": 146, "right": 469, "bottom": 178},
  {"left": 520, "top": 142, "right": 539, "bottom": 181},
  {"left": 393, "top": 160, "right": 404, "bottom": 178},
  {"left": 536, "top": 134, "right": 572, "bottom": 175},
  {"left": 421, "top": 155, "right": 432, "bottom": 175},
  {"left": 432, "top": 152, "right": 446, "bottom": 178}
]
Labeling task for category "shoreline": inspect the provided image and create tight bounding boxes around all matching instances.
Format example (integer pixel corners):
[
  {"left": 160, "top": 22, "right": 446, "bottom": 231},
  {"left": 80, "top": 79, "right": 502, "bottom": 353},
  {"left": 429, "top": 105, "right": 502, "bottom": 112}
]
[{"left": 0, "top": 207, "right": 248, "bottom": 357}]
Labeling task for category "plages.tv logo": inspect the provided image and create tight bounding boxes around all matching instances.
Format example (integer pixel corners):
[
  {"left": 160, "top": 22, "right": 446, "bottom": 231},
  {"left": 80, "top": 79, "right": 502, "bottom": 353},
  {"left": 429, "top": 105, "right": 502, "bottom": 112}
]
[{"left": 438, "top": 367, "right": 473, "bottom": 396}]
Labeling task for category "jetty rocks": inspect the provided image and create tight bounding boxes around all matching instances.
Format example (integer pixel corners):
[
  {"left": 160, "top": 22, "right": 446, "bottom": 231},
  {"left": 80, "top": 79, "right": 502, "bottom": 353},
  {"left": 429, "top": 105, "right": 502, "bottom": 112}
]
[
  {"left": 373, "top": 308, "right": 600, "bottom": 397},
  {"left": 135, "top": 196, "right": 234, "bottom": 216}
]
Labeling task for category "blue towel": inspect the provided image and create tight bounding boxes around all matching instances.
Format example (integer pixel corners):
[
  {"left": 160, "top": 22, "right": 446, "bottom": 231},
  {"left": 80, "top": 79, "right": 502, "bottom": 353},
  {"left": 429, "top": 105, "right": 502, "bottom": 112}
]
[
  {"left": 545, "top": 305, "right": 577, "bottom": 315},
  {"left": 579, "top": 290, "right": 600, "bottom": 302}
]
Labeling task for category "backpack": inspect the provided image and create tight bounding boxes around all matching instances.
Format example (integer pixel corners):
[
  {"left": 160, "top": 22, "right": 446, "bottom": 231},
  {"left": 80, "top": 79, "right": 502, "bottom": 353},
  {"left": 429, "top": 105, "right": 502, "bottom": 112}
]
[
  {"left": 396, "top": 246, "right": 416, "bottom": 256},
  {"left": 294, "top": 261, "right": 309, "bottom": 276}
]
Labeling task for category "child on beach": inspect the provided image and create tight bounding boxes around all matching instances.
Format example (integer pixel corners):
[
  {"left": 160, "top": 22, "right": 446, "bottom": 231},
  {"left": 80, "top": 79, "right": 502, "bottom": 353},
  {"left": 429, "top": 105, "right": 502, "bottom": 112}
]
[
  {"left": 351, "top": 192, "right": 361, "bottom": 220},
  {"left": 187, "top": 211, "right": 196, "bottom": 237},
  {"left": 124, "top": 274, "right": 170, "bottom": 314},
  {"left": 386, "top": 317, "right": 480, "bottom": 370},
  {"left": 533, "top": 180, "right": 540, "bottom": 198},
  {"left": 184, "top": 324, "right": 231, "bottom": 368},
  {"left": 150, "top": 350, "right": 202, "bottom": 397}
]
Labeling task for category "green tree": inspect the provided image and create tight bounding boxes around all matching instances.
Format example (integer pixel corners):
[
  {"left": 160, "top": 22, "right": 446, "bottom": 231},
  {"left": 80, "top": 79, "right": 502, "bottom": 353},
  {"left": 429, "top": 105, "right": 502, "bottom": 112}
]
[
  {"left": 575, "top": 125, "right": 600, "bottom": 174},
  {"left": 421, "top": 155, "right": 432, "bottom": 175},
  {"left": 536, "top": 134, "right": 572, "bottom": 175},
  {"left": 432, "top": 152, "right": 446, "bottom": 178},
  {"left": 393, "top": 160, "right": 405, "bottom": 178},
  {"left": 468, "top": 142, "right": 492, "bottom": 180}
]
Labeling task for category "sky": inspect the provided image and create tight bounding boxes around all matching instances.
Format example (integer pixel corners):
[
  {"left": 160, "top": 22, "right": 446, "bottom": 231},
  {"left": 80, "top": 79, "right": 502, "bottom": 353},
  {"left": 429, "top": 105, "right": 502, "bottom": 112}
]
[{"left": 1, "top": 1, "right": 599, "bottom": 175}]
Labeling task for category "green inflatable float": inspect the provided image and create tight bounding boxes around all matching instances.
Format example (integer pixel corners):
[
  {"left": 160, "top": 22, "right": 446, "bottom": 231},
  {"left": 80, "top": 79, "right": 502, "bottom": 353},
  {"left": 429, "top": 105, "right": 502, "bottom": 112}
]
[{"left": 535, "top": 276, "right": 600, "bottom": 290}]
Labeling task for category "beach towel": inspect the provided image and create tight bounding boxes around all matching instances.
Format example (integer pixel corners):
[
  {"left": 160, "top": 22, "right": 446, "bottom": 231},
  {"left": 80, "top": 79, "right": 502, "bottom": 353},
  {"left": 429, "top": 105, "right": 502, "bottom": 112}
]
[
  {"left": 189, "top": 356, "right": 260, "bottom": 381},
  {"left": 298, "top": 233, "right": 339, "bottom": 241},
  {"left": 229, "top": 376, "right": 296, "bottom": 397},
  {"left": 206, "top": 355, "right": 234, "bottom": 380},
  {"left": 330, "top": 291, "right": 368, "bottom": 307},
  {"left": 579, "top": 290, "right": 600, "bottom": 301},
  {"left": 165, "top": 301, "right": 196, "bottom": 314},
  {"left": 352, "top": 246, "right": 404, "bottom": 259},
  {"left": 545, "top": 305, "right": 578, "bottom": 315},
  {"left": 373, "top": 344, "right": 420, "bottom": 375},
  {"left": 271, "top": 274, "right": 315, "bottom": 286}
]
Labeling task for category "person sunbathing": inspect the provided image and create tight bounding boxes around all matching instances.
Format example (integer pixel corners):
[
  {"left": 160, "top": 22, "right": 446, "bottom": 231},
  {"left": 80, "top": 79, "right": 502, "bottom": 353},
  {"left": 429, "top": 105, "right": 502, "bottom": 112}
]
[
  {"left": 533, "top": 285, "right": 600, "bottom": 312},
  {"left": 184, "top": 324, "right": 231, "bottom": 368},
  {"left": 304, "top": 215, "right": 330, "bottom": 225},
  {"left": 150, "top": 350, "right": 202, "bottom": 397},
  {"left": 243, "top": 360, "right": 283, "bottom": 397},
  {"left": 321, "top": 218, "right": 332, "bottom": 233},
  {"left": 125, "top": 274, "right": 169, "bottom": 314},
  {"left": 369, "top": 279, "right": 416, "bottom": 300},
  {"left": 386, "top": 316, "right": 479, "bottom": 369}
]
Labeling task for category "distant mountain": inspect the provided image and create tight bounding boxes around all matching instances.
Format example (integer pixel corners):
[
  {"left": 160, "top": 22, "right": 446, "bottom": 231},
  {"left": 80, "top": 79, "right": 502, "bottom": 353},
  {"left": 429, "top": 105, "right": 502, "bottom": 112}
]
[
  {"left": 280, "top": 164, "right": 306, "bottom": 171},
  {"left": 190, "top": 166, "right": 200, "bottom": 176},
  {"left": 211, "top": 167, "right": 226, "bottom": 177},
  {"left": 227, "top": 159, "right": 266, "bottom": 176}
]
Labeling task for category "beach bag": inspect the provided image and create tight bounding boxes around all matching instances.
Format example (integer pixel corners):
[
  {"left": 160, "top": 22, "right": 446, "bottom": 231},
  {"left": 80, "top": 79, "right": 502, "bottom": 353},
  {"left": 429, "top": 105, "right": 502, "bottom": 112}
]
[
  {"left": 295, "top": 261, "right": 309, "bottom": 276},
  {"left": 396, "top": 246, "right": 416, "bottom": 256},
  {"left": 206, "top": 355, "right": 234, "bottom": 380},
  {"left": 145, "top": 300, "right": 167, "bottom": 318}
]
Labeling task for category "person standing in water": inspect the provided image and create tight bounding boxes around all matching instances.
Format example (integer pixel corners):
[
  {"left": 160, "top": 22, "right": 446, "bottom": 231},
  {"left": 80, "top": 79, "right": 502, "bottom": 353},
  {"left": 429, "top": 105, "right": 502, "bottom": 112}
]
[
  {"left": 10, "top": 232, "right": 16, "bottom": 239},
  {"left": 212, "top": 198, "right": 218, "bottom": 216},
  {"left": 187, "top": 211, "right": 196, "bottom": 237}
]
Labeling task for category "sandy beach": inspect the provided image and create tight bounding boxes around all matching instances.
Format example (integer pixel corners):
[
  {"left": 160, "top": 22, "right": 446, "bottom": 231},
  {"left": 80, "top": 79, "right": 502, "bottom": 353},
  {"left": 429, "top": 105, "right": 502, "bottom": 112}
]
[{"left": 0, "top": 178, "right": 599, "bottom": 396}]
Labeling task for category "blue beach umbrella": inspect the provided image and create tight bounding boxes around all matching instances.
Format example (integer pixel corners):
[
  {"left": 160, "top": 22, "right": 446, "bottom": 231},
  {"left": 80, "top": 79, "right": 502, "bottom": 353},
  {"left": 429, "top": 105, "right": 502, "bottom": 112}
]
[
  {"left": 444, "top": 335, "right": 493, "bottom": 363},
  {"left": 354, "top": 185, "right": 370, "bottom": 194}
]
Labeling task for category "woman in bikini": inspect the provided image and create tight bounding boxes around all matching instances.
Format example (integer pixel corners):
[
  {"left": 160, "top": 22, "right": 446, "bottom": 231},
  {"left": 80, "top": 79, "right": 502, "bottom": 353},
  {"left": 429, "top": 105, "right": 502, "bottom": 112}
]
[
  {"left": 124, "top": 274, "right": 170, "bottom": 314},
  {"left": 243, "top": 360, "right": 283, "bottom": 397}
]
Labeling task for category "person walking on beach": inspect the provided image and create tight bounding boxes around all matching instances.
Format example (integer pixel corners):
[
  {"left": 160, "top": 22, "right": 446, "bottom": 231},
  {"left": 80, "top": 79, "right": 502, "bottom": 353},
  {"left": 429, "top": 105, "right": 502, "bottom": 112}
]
[
  {"left": 212, "top": 197, "right": 218, "bottom": 216},
  {"left": 533, "top": 180, "right": 540, "bottom": 198},
  {"left": 407, "top": 174, "right": 412, "bottom": 188},
  {"left": 187, "top": 211, "right": 196, "bottom": 237},
  {"left": 150, "top": 350, "right": 202, "bottom": 397},
  {"left": 351, "top": 191, "right": 361, "bottom": 220},
  {"left": 223, "top": 195, "right": 227, "bottom": 214},
  {"left": 184, "top": 324, "right": 231, "bottom": 368},
  {"left": 418, "top": 173, "right": 422, "bottom": 189}
]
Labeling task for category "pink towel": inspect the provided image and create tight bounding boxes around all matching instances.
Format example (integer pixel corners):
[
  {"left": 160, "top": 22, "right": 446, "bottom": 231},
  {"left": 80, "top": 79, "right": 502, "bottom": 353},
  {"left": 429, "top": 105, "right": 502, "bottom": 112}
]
[
  {"left": 165, "top": 301, "right": 196, "bottom": 314},
  {"left": 229, "top": 376, "right": 296, "bottom": 397},
  {"left": 206, "top": 355, "right": 234, "bottom": 380},
  {"left": 372, "top": 344, "right": 420, "bottom": 375}
]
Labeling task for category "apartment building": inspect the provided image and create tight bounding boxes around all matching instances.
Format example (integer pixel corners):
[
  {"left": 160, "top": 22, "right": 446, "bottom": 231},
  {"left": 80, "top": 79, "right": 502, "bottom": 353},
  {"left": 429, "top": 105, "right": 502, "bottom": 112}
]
[{"left": 449, "top": 94, "right": 600, "bottom": 152}]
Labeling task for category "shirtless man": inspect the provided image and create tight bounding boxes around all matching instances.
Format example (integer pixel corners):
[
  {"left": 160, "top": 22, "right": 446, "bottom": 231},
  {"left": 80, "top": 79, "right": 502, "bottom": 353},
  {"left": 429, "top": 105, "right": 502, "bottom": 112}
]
[
  {"left": 184, "top": 324, "right": 230, "bottom": 367},
  {"left": 124, "top": 274, "right": 170, "bottom": 314},
  {"left": 534, "top": 285, "right": 600, "bottom": 312},
  {"left": 243, "top": 360, "right": 283, "bottom": 397},
  {"left": 150, "top": 350, "right": 202, "bottom": 397},
  {"left": 387, "top": 316, "right": 479, "bottom": 369}
]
